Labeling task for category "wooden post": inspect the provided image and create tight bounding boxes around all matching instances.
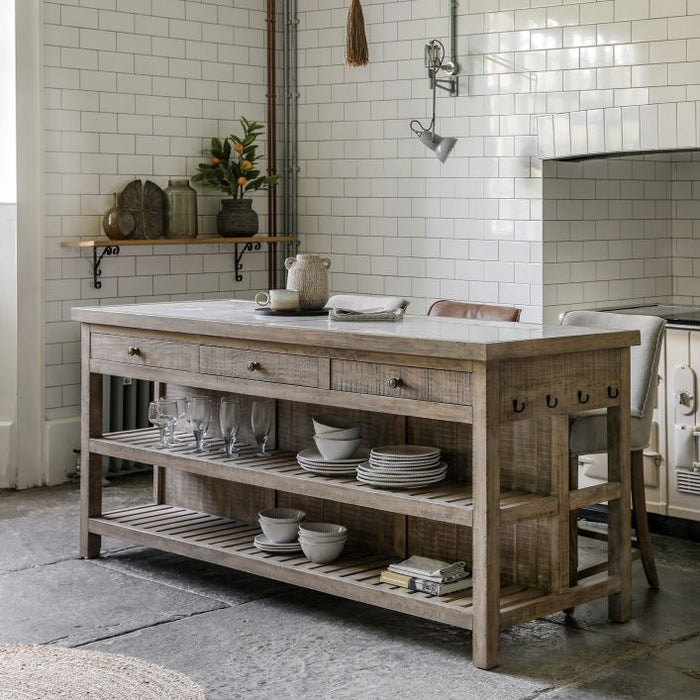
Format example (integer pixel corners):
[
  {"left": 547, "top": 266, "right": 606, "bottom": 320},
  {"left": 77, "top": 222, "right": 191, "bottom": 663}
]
[
  {"left": 471, "top": 361, "right": 501, "bottom": 669},
  {"left": 607, "top": 347, "right": 632, "bottom": 621},
  {"left": 80, "top": 324, "right": 103, "bottom": 558}
]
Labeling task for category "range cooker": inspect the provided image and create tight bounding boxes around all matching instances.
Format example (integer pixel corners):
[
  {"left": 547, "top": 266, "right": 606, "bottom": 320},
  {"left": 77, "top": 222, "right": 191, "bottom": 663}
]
[{"left": 583, "top": 304, "right": 700, "bottom": 523}]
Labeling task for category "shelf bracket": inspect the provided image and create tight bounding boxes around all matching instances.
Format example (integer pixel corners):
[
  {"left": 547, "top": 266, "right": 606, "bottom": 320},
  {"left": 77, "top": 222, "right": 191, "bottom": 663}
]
[
  {"left": 234, "top": 241, "right": 262, "bottom": 282},
  {"left": 93, "top": 245, "right": 120, "bottom": 288}
]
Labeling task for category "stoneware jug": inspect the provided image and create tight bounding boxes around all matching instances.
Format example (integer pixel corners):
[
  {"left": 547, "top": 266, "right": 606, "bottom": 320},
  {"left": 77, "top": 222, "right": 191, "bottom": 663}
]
[{"left": 284, "top": 254, "right": 331, "bottom": 310}]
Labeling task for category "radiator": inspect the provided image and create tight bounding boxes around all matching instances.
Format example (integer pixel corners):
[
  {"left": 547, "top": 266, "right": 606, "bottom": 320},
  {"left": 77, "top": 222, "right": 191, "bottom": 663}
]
[{"left": 102, "top": 375, "right": 153, "bottom": 476}]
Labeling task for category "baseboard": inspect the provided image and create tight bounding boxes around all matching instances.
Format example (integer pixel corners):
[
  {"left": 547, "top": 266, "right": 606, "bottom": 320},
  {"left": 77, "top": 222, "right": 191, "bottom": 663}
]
[
  {"left": 580, "top": 505, "right": 700, "bottom": 542},
  {"left": 43, "top": 416, "right": 80, "bottom": 486}
]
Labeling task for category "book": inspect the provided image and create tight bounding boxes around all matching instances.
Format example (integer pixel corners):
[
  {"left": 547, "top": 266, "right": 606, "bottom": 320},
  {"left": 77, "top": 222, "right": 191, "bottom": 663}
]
[
  {"left": 380, "top": 569, "right": 473, "bottom": 596},
  {"left": 387, "top": 555, "right": 467, "bottom": 583}
]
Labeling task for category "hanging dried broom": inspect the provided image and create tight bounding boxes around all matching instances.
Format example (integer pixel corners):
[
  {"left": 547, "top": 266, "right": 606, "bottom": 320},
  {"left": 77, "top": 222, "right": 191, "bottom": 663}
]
[{"left": 345, "top": 0, "right": 369, "bottom": 68}]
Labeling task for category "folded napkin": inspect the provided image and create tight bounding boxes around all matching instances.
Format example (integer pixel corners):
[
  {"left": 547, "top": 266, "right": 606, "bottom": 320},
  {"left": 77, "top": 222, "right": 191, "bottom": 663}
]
[{"left": 325, "top": 294, "right": 409, "bottom": 322}]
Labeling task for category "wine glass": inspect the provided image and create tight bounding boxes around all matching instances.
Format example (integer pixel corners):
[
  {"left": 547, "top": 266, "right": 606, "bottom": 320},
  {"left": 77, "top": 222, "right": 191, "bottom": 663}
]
[
  {"left": 148, "top": 399, "right": 177, "bottom": 449},
  {"left": 166, "top": 397, "right": 189, "bottom": 445},
  {"left": 219, "top": 397, "right": 242, "bottom": 458},
  {"left": 188, "top": 396, "right": 212, "bottom": 453},
  {"left": 251, "top": 400, "right": 273, "bottom": 456}
]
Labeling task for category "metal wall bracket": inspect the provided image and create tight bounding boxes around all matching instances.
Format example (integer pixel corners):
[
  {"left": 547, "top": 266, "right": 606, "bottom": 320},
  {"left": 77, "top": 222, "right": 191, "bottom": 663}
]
[
  {"left": 234, "top": 241, "right": 262, "bottom": 282},
  {"left": 93, "top": 245, "right": 120, "bottom": 288}
]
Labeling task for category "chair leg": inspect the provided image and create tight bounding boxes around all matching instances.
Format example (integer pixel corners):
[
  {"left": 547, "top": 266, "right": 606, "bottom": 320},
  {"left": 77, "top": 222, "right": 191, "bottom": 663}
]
[{"left": 630, "top": 449, "right": 659, "bottom": 588}]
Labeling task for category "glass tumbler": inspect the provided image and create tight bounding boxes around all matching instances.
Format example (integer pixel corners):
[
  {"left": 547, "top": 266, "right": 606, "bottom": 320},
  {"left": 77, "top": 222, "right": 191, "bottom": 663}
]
[
  {"left": 219, "top": 397, "right": 242, "bottom": 457},
  {"left": 188, "top": 396, "right": 212, "bottom": 453},
  {"left": 251, "top": 401, "right": 274, "bottom": 456}
]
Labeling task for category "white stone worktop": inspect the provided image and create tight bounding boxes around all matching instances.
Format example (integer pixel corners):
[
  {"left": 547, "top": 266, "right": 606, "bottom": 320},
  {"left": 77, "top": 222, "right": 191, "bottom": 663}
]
[{"left": 72, "top": 300, "right": 639, "bottom": 362}]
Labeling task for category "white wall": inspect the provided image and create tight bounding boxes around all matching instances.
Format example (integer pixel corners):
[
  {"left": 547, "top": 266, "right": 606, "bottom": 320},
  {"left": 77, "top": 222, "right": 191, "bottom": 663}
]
[{"left": 295, "top": 0, "right": 700, "bottom": 320}]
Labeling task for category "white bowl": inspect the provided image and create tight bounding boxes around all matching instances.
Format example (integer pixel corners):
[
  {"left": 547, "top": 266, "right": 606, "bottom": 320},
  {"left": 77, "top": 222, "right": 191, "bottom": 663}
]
[
  {"left": 299, "top": 534, "right": 347, "bottom": 545},
  {"left": 298, "top": 522, "right": 348, "bottom": 539},
  {"left": 258, "top": 508, "right": 305, "bottom": 524},
  {"left": 316, "top": 426, "right": 361, "bottom": 440},
  {"left": 258, "top": 518, "right": 300, "bottom": 543},
  {"left": 312, "top": 415, "right": 359, "bottom": 435},
  {"left": 313, "top": 435, "right": 361, "bottom": 461},
  {"left": 300, "top": 538, "right": 347, "bottom": 563}
]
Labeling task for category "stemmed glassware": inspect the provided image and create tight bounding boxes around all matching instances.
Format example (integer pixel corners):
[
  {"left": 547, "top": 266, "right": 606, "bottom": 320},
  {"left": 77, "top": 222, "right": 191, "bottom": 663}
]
[
  {"left": 219, "top": 397, "right": 242, "bottom": 458},
  {"left": 188, "top": 396, "right": 212, "bottom": 453},
  {"left": 166, "top": 397, "right": 189, "bottom": 446},
  {"left": 251, "top": 400, "right": 274, "bottom": 456},
  {"left": 148, "top": 398, "right": 178, "bottom": 449}
]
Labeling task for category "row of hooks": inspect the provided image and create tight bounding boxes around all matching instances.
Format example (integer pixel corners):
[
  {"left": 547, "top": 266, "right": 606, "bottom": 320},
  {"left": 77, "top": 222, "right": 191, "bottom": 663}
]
[{"left": 512, "top": 385, "right": 620, "bottom": 414}]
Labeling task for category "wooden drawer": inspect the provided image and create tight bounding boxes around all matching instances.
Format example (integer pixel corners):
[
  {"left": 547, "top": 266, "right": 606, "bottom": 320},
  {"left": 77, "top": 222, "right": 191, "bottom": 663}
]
[
  {"left": 200, "top": 345, "right": 321, "bottom": 387},
  {"left": 330, "top": 360, "right": 471, "bottom": 405},
  {"left": 91, "top": 333, "right": 199, "bottom": 372}
]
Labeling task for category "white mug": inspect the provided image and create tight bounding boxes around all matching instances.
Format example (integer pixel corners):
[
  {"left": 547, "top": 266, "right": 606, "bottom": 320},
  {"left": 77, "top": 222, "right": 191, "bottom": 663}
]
[{"left": 255, "top": 289, "right": 300, "bottom": 311}]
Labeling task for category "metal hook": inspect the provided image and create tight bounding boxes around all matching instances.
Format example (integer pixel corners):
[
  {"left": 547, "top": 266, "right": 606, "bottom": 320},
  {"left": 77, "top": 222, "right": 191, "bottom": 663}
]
[
  {"left": 513, "top": 399, "right": 526, "bottom": 413},
  {"left": 607, "top": 386, "right": 619, "bottom": 399},
  {"left": 546, "top": 394, "right": 559, "bottom": 408},
  {"left": 577, "top": 390, "right": 590, "bottom": 404}
]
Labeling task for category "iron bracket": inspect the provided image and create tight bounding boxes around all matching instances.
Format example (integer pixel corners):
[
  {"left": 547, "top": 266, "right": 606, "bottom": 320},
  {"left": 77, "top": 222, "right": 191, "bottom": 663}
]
[
  {"left": 93, "top": 245, "right": 120, "bottom": 289},
  {"left": 234, "top": 241, "right": 262, "bottom": 282}
]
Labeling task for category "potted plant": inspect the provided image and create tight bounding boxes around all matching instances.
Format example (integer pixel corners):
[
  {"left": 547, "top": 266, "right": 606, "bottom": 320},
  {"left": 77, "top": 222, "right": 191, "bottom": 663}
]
[{"left": 192, "top": 117, "right": 281, "bottom": 237}]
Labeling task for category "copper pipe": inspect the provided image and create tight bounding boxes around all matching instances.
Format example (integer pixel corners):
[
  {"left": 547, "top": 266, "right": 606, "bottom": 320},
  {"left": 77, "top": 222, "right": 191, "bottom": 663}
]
[{"left": 266, "top": 0, "right": 278, "bottom": 289}]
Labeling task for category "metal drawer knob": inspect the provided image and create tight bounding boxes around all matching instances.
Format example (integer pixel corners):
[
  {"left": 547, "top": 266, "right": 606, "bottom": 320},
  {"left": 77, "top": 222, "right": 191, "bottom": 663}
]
[
  {"left": 127, "top": 346, "right": 140, "bottom": 356},
  {"left": 387, "top": 377, "right": 403, "bottom": 388},
  {"left": 247, "top": 361, "right": 260, "bottom": 372}
]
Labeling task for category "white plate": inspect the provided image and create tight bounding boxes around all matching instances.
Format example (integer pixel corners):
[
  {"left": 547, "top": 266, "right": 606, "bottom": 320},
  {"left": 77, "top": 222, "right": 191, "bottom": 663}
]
[
  {"left": 253, "top": 534, "right": 303, "bottom": 552},
  {"left": 357, "top": 472, "right": 447, "bottom": 483},
  {"left": 357, "top": 474, "right": 446, "bottom": 489},
  {"left": 370, "top": 445, "right": 441, "bottom": 461},
  {"left": 297, "top": 447, "right": 369, "bottom": 465},
  {"left": 299, "top": 464, "right": 358, "bottom": 476},
  {"left": 357, "top": 462, "right": 447, "bottom": 479},
  {"left": 368, "top": 457, "right": 442, "bottom": 469}
]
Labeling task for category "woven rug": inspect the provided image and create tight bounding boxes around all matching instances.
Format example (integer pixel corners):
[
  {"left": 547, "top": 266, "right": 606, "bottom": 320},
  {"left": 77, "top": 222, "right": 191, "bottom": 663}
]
[{"left": 0, "top": 644, "right": 206, "bottom": 699}]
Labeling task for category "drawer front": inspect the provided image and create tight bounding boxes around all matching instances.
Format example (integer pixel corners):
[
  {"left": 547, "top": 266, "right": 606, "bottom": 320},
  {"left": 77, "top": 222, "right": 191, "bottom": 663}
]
[
  {"left": 331, "top": 360, "right": 472, "bottom": 405},
  {"left": 91, "top": 333, "right": 199, "bottom": 372},
  {"left": 200, "top": 345, "right": 321, "bottom": 387}
]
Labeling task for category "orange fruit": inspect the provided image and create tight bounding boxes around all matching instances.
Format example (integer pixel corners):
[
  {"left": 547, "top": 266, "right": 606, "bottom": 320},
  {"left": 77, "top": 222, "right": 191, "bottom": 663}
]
[
  {"left": 237, "top": 176, "right": 247, "bottom": 186},
  {"left": 234, "top": 143, "right": 244, "bottom": 153},
  {"left": 212, "top": 156, "right": 221, "bottom": 164},
  {"left": 242, "top": 160, "right": 253, "bottom": 171}
]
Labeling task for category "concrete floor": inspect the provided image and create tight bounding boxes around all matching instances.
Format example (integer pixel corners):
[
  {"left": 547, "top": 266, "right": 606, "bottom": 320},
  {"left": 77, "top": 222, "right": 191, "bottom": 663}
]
[{"left": 2, "top": 474, "right": 700, "bottom": 700}]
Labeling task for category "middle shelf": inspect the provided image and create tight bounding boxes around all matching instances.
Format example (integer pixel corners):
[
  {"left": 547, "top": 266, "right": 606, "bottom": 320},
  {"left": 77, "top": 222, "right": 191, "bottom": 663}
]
[{"left": 91, "top": 428, "right": 557, "bottom": 526}]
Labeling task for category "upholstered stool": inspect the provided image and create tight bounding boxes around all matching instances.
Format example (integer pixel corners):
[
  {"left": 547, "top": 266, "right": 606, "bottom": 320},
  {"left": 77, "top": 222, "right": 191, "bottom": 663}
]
[{"left": 428, "top": 300, "right": 521, "bottom": 322}]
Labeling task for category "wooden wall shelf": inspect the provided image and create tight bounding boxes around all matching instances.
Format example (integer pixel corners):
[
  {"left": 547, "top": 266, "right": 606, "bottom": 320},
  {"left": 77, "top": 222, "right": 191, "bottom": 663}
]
[{"left": 61, "top": 236, "right": 298, "bottom": 288}]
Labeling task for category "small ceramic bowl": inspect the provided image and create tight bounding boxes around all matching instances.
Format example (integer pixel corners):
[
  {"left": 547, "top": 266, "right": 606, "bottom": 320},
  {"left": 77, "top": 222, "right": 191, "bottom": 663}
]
[
  {"left": 317, "top": 426, "right": 361, "bottom": 440},
  {"left": 313, "top": 435, "right": 361, "bottom": 461},
  {"left": 312, "top": 415, "right": 359, "bottom": 436},
  {"left": 299, "top": 537, "right": 346, "bottom": 564},
  {"left": 258, "top": 508, "right": 305, "bottom": 523},
  {"left": 298, "top": 522, "right": 348, "bottom": 539},
  {"left": 258, "top": 508, "right": 305, "bottom": 544}
]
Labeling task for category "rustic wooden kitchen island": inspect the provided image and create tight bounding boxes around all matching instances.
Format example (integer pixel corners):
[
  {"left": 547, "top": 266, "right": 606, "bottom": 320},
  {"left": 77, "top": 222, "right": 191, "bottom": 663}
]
[{"left": 73, "top": 300, "right": 638, "bottom": 669}]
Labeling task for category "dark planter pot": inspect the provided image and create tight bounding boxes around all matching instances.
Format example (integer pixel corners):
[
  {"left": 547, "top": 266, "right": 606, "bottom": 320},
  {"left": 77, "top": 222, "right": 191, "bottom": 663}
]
[{"left": 217, "top": 198, "right": 259, "bottom": 237}]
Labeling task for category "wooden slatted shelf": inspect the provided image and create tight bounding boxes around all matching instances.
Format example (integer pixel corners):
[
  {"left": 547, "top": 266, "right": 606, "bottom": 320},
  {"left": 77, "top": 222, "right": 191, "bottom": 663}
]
[
  {"left": 90, "top": 428, "right": 558, "bottom": 527},
  {"left": 91, "top": 502, "right": 548, "bottom": 630}
]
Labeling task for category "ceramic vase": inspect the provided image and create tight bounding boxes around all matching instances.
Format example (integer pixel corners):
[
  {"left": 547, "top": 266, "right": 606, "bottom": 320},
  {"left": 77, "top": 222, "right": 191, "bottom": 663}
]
[
  {"left": 284, "top": 254, "right": 331, "bottom": 310},
  {"left": 217, "top": 199, "right": 258, "bottom": 238},
  {"left": 102, "top": 193, "right": 136, "bottom": 241},
  {"left": 165, "top": 179, "right": 198, "bottom": 239}
]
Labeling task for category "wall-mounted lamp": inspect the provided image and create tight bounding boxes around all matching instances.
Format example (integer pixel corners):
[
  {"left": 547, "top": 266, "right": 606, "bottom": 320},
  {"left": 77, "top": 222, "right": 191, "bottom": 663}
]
[{"left": 410, "top": 39, "right": 459, "bottom": 163}]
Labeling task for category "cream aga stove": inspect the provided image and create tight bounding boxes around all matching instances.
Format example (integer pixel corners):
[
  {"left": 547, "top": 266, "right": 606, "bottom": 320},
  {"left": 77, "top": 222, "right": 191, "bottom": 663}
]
[{"left": 582, "top": 305, "right": 700, "bottom": 523}]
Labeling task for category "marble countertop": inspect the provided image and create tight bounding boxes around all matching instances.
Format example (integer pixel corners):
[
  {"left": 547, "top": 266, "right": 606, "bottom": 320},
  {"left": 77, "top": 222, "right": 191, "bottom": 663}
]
[{"left": 72, "top": 300, "right": 639, "bottom": 361}]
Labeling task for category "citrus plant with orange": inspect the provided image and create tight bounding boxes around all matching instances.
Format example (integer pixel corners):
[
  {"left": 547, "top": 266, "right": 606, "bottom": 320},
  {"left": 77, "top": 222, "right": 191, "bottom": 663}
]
[{"left": 192, "top": 117, "right": 281, "bottom": 199}]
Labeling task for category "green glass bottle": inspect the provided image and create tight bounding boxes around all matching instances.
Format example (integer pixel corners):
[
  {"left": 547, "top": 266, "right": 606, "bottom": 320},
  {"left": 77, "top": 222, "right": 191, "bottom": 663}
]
[{"left": 165, "top": 179, "right": 198, "bottom": 239}]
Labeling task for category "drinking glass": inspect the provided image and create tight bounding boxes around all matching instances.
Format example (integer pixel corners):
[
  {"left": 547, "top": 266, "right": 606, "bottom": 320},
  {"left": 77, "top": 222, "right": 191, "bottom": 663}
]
[
  {"left": 166, "top": 397, "right": 189, "bottom": 445},
  {"left": 148, "top": 399, "right": 178, "bottom": 449},
  {"left": 219, "top": 397, "right": 242, "bottom": 457},
  {"left": 251, "top": 401, "right": 274, "bottom": 456},
  {"left": 188, "top": 396, "right": 212, "bottom": 453}
]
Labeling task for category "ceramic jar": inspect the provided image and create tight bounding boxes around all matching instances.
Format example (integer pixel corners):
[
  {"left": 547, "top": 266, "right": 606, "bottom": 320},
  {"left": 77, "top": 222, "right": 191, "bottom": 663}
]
[
  {"left": 217, "top": 199, "right": 259, "bottom": 238},
  {"left": 165, "top": 179, "right": 198, "bottom": 239},
  {"left": 284, "top": 254, "right": 331, "bottom": 310},
  {"left": 102, "top": 192, "right": 136, "bottom": 240}
]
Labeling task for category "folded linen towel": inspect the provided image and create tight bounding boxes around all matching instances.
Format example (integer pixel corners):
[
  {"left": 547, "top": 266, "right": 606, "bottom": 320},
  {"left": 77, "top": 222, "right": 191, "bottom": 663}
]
[{"left": 325, "top": 294, "right": 409, "bottom": 322}]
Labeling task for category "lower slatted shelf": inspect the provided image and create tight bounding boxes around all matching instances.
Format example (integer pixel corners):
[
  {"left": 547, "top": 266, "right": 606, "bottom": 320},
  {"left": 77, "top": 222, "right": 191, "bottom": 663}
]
[{"left": 90, "top": 503, "right": 545, "bottom": 631}]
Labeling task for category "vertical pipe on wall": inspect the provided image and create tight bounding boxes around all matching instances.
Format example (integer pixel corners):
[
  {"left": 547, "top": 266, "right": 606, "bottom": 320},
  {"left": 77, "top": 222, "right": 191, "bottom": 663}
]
[
  {"left": 266, "top": 0, "right": 277, "bottom": 289},
  {"left": 282, "top": 0, "right": 298, "bottom": 269}
]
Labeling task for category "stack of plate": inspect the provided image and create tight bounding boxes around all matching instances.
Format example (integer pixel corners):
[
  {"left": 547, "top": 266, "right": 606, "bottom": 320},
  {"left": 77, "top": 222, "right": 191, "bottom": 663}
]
[
  {"left": 357, "top": 445, "right": 447, "bottom": 488},
  {"left": 253, "top": 533, "right": 302, "bottom": 553},
  {"left": 296, "top": 447, "right": 369, "bottom": 476}
]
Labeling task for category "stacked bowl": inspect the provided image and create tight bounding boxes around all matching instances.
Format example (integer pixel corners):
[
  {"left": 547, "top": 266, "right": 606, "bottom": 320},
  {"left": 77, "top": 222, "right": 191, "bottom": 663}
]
[
  {"left": 298, "top": 522, "right": 348, "bottom": 563},
  {"left": 254, "top": 508, "right": 305, "bottom": 553},
  {"left": 312, "top": 415, "right": 361, "bottom": 461}
]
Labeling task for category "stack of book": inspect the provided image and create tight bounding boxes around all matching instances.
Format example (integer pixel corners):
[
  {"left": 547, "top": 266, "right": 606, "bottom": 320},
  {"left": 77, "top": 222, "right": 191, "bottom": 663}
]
[{"left": 379, "top": 555, "right": 472, "bottom": 596}]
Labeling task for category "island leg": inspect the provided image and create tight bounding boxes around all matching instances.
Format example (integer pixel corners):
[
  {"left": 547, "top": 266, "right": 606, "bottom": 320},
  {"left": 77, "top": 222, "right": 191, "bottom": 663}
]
[
  {"left": 471, "top": 363, "right": 501, "bottom": 669},
  {"left": 80, "top": 326, "right": 103, "bottom": 559}
]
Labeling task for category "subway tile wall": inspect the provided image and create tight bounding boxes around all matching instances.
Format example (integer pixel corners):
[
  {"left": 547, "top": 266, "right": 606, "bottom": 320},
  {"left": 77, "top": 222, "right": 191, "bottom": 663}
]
[
  {"left": 45, "top": 0, "right": 274, "bottom": 420},
  {"left": 295, "top": 0, "right": 700, "bottom": 322}
]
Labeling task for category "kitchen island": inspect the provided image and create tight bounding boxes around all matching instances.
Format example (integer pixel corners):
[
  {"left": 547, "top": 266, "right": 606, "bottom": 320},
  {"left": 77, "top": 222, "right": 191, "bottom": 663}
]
[{"left": 73, "top": 300, "right": 638, "bottom": 669}]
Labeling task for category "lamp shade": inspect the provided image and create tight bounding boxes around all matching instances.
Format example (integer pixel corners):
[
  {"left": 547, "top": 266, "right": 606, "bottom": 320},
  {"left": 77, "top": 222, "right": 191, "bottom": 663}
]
[{"left": 418, "top": 130, "right": 456, "bottom": 162}]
